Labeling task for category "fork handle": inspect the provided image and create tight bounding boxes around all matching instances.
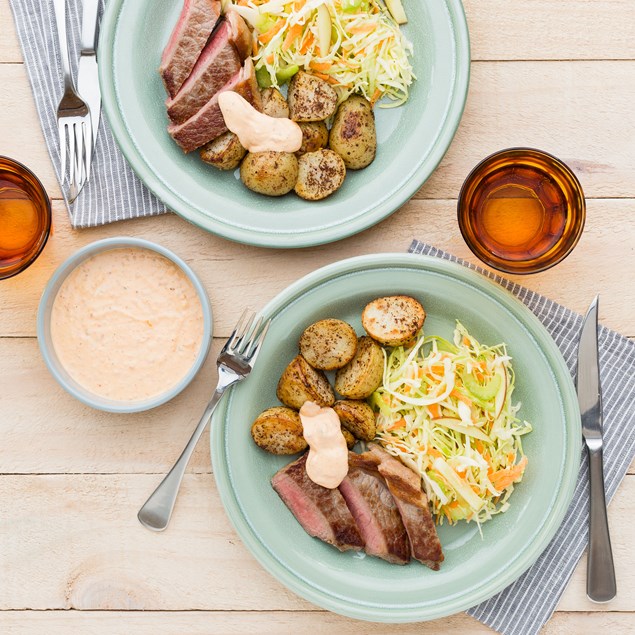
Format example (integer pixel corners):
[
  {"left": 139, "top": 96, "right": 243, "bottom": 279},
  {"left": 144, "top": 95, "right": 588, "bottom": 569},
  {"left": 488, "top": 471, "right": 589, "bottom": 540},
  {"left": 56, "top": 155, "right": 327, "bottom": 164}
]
[
  {"left": 137, "top": 369, "right": 237, "bottom": 532},
  {"left": 52, "top": 0, "right": 74, "bottom": 92}
]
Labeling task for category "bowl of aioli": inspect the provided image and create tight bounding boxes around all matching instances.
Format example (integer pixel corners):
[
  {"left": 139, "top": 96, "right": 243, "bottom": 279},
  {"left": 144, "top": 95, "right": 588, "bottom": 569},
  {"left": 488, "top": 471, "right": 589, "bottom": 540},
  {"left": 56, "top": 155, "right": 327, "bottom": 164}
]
[{"left": 37, "top": 237, "right": 212, "bottom": 413}]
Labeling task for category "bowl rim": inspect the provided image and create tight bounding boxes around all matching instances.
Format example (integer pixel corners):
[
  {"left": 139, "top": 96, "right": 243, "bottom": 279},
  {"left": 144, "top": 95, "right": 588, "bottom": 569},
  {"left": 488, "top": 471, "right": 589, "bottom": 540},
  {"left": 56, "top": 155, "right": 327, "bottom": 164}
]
[
  {"left": 98, "top": 0, "right": 471, "bottom": 248},
  {"left": 36, "top": 237, "right": 213, "bottom": 413},
  {"left": 0, "top": 155, "right": 52, "bottom": 280},
  {"left": 457, "top": 146, "right": 587, "bottom": 275}
]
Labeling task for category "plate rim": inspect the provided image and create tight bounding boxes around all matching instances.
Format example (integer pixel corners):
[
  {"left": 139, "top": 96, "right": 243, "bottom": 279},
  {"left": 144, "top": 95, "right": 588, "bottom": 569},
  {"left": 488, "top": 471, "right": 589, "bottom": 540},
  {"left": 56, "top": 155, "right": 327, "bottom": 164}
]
[
  {"left": 210, "top": 253, "right": 582, "bottom": 622},
  {"left": 98, "top": 0, "right": 471, "bottom": 248}
]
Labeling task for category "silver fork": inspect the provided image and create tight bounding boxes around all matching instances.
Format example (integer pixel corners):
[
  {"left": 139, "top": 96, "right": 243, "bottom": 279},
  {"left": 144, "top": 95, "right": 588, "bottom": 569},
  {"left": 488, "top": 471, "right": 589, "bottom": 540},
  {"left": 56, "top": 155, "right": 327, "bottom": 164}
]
[
  {"left": 53, "top": 0, "right": 92, "bottom": 203},
  {"left": 138, "top": 309, "right": 272, "bottom": 532}
]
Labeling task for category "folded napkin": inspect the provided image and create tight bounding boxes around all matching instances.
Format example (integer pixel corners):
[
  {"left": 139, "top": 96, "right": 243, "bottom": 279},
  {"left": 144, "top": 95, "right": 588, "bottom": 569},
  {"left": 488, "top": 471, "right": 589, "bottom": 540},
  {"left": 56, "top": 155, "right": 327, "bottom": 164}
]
[
  {"left": 409, "top": 241, "right": 635, "bottom": 635},
  {"left": 10, "top": 0, "right": 167, "bottom": 227}
]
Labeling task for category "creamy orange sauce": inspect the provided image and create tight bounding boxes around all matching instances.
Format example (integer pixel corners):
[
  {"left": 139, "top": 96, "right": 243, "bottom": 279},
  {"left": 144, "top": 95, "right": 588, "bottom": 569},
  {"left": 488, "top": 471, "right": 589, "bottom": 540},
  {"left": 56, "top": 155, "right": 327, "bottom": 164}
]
[
  {"left": 50, "top": 248, "right": 204, "bottom": 402},
  {"left": 218, "top": 91, "right": 302, "bottom": 153},
  {"left": 300, "top": 401, "right": 348, "bottom": 489}
]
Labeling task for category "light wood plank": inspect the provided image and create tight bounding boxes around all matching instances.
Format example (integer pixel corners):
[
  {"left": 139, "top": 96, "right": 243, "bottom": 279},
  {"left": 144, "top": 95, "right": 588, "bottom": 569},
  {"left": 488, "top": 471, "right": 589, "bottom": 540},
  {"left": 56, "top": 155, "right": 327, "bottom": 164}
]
[
  {"left": 2, "top": 610, "right": 635, "bottom": 635},
  {"left": 2, "top": 61, "right": 635, "bottom": 203},
  {"left": 0, "top": 337, "right": 633, "bottom": 475},
  {"left": 3, "top": 0, "right": 635, "bottom": 64},
  {"left": 0, "top": 474, "right": 632, "bottom": 611},
  {"left": 0, "top": 197, "right": 633, "bottom": 339}
]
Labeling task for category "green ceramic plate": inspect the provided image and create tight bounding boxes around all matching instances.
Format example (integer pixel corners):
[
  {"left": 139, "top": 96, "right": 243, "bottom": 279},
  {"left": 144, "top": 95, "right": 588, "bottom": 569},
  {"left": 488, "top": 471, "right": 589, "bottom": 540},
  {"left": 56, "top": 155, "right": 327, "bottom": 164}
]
[
  {"left": 99, "top": 1, "right": 470, "bottom": 248},
  {"left": 211, "top": 254, "right": 581, "bottom": 622}
]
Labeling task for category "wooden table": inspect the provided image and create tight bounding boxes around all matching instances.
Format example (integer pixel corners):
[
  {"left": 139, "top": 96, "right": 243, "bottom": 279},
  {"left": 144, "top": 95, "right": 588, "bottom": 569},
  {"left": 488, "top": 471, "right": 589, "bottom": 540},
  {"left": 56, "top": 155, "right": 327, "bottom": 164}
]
[{"left": 1, "top": 1, "right": 634, "bottom": 632}]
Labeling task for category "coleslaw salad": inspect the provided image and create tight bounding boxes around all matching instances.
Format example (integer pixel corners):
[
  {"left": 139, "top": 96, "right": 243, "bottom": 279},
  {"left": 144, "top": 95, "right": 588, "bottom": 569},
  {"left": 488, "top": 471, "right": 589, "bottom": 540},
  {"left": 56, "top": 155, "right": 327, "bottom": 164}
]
[
  {"left": 371, "top": 323, "right": 532, "bottom": 526},
  {"left": 229, "top": 0, "right": 415, "bottom": 106}
]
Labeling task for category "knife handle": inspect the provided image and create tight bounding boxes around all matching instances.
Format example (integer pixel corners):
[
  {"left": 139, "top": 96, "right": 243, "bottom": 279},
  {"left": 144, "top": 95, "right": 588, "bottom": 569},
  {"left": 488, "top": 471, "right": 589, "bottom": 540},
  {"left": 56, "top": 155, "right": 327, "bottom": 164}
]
[
  {"left": 587, "top": 445, "right": 617, "bottom": 602},
  {"left": 80, "top": 0, "right": 100, "bottom": 53}
]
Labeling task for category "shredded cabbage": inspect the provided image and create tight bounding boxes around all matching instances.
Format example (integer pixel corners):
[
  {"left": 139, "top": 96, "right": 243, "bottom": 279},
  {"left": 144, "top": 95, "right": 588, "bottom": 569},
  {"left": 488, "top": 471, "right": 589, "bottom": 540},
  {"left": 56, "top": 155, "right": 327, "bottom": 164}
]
[
  {"left": 370, "top": 323, "right": 532, "bottom": 526},
  {"left": 229, "top": 0, "right": 415, "bottom": 106}
]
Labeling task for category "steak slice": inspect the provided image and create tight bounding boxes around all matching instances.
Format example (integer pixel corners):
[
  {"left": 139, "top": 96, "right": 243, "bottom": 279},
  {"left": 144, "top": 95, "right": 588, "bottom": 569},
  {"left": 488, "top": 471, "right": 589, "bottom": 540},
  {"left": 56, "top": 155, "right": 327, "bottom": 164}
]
[
  {"left": 168, "top": 58, "right": 262, "bottom": 153},
  {"left": 160, "top": 0, "right": 221, "bottom": 98},
  {"left": 339, "top": 452, "right": 411, "bottom": 564},
  {"left": 166, "top": 20, "right": 241, "bottom": 125},
  {"left": 271, "top": 454, "right": 365, "bottom": 552},
  {"left": 369, "top": 444, "right": 444, "bottom": 570},
  {"left": 225, "top": 8, "right": 252, "bottom": 60}
]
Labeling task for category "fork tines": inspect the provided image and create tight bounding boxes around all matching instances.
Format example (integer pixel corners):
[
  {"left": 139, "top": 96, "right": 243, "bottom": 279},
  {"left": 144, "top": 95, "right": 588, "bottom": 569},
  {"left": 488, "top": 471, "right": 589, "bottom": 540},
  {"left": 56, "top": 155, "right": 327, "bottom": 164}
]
[{"left": 222, "top": 309, "right": 271, "bottom": 364}]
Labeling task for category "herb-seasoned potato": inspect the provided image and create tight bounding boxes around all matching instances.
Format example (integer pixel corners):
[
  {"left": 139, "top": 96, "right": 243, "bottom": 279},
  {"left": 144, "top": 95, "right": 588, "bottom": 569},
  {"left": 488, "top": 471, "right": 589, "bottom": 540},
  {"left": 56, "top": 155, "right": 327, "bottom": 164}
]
[
  {"left": 297, "top": 122, "right": 329, "bottom": 155},
  {"left": 295, "top": 149, "right": 346, "bottom": 201},
  {"left": 251, "top": 406, "right": 308, "bottom": 455},
  {"left": 329, "top": 95, "right": 376, "bottom": 170},
  {"left": 240, "top": 151, "right": 298, "bottom": 196},
  {"left": 199, "top": 131, "right": 246, "bottom": 170},
  {"left": 299, "top": 318, "right": 358, "bottom": 370},
  {"left": 277, "top": 354, "right": 335, "bottom": 409},
  {"left": 333, "top": 400, "right": 377, "bottom": 441},
  {"left": 261, "top": 87, "right": 290, "bottom": 119},
  {"left": 288, "top": 71, "right": 338, "bottom": 122},
  {"left": 362, "top": 296, "right": 426, "bottom": 346},
  {"left": 341, "top": 427, "right": 356, "bottom": 450},
  {"left": 334, "top": 336, "right": 384, "bottom": 399}
]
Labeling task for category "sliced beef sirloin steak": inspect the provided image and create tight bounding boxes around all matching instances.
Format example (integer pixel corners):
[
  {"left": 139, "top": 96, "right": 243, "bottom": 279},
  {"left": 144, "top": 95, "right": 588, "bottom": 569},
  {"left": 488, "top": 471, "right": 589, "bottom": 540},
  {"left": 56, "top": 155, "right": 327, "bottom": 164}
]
[
  {"left": 339, "top": 452, "right": 411, "bottom": 564},
  {"left": 160, "top": 0, "right": 221, "bottom": 98},
  {"left": 368, "top": 444, "right": 444, "bottom": 570},
  {"left": 168, "top": 58, "right": 262, "bottom": 152},
  {"left": 166, "top": 20, "right": 241, "bottom": 125},
  {"left": 271, "top": 453, "right": 365, "bottom": 552}
]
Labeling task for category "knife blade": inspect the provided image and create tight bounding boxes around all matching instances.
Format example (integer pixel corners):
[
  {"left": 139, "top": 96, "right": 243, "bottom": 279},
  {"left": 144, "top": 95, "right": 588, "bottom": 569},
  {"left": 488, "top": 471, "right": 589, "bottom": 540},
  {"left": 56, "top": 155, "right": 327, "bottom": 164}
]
[
  {"left": 576, "top": 295, "right": 616, "bottom": 602},
  {"left": 77, "top": 0, "right": 101, "bottom": 181}
]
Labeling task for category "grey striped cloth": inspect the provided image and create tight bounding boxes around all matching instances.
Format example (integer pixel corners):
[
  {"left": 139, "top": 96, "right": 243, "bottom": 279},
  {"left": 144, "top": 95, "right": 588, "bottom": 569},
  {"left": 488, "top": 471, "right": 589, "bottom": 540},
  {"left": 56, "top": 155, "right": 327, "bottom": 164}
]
[
  {"left": 409, "top": 240, "right": 635, "bottom": 635},
  {"left": 10, "top": 0, "right": 167, "bottom": 227}
]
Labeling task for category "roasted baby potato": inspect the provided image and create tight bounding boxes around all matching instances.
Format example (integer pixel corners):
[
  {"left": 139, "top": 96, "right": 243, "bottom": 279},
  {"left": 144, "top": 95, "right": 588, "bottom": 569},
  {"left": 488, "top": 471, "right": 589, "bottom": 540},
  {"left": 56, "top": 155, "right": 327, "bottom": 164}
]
[
  {"left": 240, "top": 151, "right": 299, "bottom": 196},
  {"left": 362, "top": 296, "right": 426, "bottom": 346},
  {"left": 295, "top": 149, "right": 346, "bottom": 201},
  {"left": 299, "top": 318, "right": 358, "bottom": 370},
  {"left": 334, "top": 336, "right": 384, "bottom": 399},
  {"left": 288, "top": 71, "right": 338, "bottom": 122},
  {"left": 333, "top": 399, "right": 377, "bottom": 441},
  {"left": 277, "top": 354, "right": 335, "bottom": 409},
  {"left": 251, "top": 406, "right": 308, "bottom": 455},
  {"left": 341, "top": 427, "right": 356, "bottom": 450},
  {"left": 297, "top": 122, "right": 329, "bottom": 155},
  {"left": 329, "top": 95, "right": 376, "bottom": 170},
  {"left": 199, "top": 131, "right": 246, "bottom": 170},
  {"left": 260, "top": 87, "right": 290, "bottom": 119}
]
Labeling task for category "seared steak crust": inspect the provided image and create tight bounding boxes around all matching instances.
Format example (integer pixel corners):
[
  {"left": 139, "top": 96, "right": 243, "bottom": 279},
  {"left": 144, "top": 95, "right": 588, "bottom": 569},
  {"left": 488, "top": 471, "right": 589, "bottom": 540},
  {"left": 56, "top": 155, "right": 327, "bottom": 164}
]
[{"left": 272, "top": 454, "right": 365, "bottom": 552}]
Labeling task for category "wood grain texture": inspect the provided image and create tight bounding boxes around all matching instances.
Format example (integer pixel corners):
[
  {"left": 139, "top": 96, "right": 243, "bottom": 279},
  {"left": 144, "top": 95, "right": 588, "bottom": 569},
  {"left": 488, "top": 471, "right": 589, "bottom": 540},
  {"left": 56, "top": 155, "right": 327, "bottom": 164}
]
[
  {"left": 1, "top": 474, "right": 633, "bottom": 612},
  {"left": 3, "top": 60, "right": 635, "bottom": 204},
  {"left": 1, "top": 611, "right": 635, "bottom": 635},
  {"left": 2, "top": 0, "right": 635, "bottom": 64}
]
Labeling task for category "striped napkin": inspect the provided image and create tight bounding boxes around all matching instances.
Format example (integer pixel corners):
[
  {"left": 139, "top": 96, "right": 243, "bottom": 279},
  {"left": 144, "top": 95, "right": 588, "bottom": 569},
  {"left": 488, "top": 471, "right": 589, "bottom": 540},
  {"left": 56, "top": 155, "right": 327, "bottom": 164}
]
[
  {"left": 409, "top": 241, "right": 635, "bottom": 635},
  {"left": 10, "top": 0, "right": 167, "bottom": 227}
]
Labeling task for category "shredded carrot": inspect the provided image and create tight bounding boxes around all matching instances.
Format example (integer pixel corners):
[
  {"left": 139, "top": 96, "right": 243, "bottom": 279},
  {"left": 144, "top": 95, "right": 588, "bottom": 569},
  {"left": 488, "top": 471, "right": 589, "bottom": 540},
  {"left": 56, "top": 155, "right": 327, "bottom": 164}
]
[
  {"left": 309, "top": 60, "right": 332, "bottom": 72},
  {"left": 299, "top": 32, "right": 314, "bottom": 54},
  {"left": 425, "top": 447, "right": 444, "bottom": 459},
  {"left": 348, "top": 23, "right": 376, "bottom": 34},
  {"left": 463, "top": 336, "right": 471, "bottom": 346},
  {"left": 428, "top": 403, "right": 442, "bottom": 419},
  {"left": 451, "top": 389, "right": 473, "bottom": 407},
  {"left": 370, "top": 87, "right": 382, "bottom": 105},
  {"left": 265, "top": 54, "right": 274, "bottom": 64},
  {"left": 282, "top": 23, "right": 304, "bottom": 51},
  {"left": 489, "top": 456, "right": 528, "bottom": 491},
  {"left": 387, "top": 418, "right": 407, "bottom": 431},
  {"left": 252, "top": 38, "right": 259, "bottom": 56},
  {"left": 258, "top": 20, "right": 285, "bottom": 44},
  {"left": 429, "top": 364, "right": 445, "bottom": 374},
  {"left": 293, "top": 0, "right": 306, "bottom": 9},
  {"left": 475, "top": 440, "right": 485, "bottom": 454},
  {"left": 312, "top": 71, "right": 340, "bottom": 85}
]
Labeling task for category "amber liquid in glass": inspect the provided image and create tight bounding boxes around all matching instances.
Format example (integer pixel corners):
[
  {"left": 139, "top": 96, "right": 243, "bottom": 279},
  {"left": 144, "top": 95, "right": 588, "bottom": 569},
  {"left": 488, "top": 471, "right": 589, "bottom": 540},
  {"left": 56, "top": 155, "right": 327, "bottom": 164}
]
[{"left": 469, "top": 165, "right": 568, "bottom": 262}]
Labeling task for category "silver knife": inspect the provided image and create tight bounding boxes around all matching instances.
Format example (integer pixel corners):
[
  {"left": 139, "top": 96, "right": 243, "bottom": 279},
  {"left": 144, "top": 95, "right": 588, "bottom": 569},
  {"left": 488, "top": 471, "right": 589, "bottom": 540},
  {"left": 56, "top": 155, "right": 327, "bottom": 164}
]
[
  {"left": 77, "top": 0, "right": 101, "bottom": 180},
  {"left": 576, "top": 295, "right": 616, "bottom": 602}
]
